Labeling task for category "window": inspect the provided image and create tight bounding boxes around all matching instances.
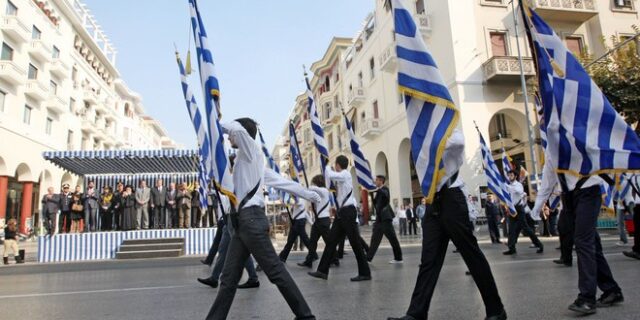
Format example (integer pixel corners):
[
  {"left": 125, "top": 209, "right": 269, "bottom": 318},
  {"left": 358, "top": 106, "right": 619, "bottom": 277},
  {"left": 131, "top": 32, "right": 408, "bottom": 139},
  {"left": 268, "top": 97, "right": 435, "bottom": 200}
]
[
  {"left": 49, "top": 80, "right": 57, "bottom": 95},
  {"left": 69, "top": 98, "right": 75, "bottom": 112},
  {"left": 71, "top": 67, "right": 78, "bottom": 85},
  {"left": 613, "top": 0, "right": 633, "bottom": 8},
  {"left": 416, "top": 0, "right": 425, "bottom": 14},
  {"left": 5, "top": 1, "right": 17, "bottom": 15},
  {"left": 495, "top": 113, "right": 508, "bottom": 138},
  {"left": 32, "top": 26, "right": 41, "bottom": 40},
  {"left": 45, "top": 117, "right": 53, "bottom": 135},
  {"left": 369, "top": 57, "right": 375, "bottom": 80},
  {"left": 328, "top": 133, "right": 334, "bottom": 151},
  {"left": 323, "top": 102, "right": 331, "bottom": 120},
  {"left": 1, "top": 43, "right": 14, "bottom": 60},
  {"left": 358, "top": 72, "right": 364, "bottom": 87},
  {"left": 565, "top": 36, "right": 584, "bottom": 56},
  {"left": 67, "top": 130, "right": 74, "bottom": 149},
  {"left": 373, "top": 100, "right": 379, "bottom": 119},
  {"left": 23, "top": 105, "right": 32, "bottom": 124},
  {"left": 52, "top": 46, "right": 60, "bottom": 59},
  {"left": 0, "top": 90, "right": 5, "bottom": 112},
  {"left": 28, "top": 64, "right": 38, "bottom": 79},
  {"left": 490, "top": 32, "right": 508, "bottom": 56}
]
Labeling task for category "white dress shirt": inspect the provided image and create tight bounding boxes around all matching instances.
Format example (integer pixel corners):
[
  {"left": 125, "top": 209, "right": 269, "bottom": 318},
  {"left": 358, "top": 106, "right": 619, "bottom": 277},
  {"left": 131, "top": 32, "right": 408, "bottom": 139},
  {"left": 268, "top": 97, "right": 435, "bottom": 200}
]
[
  {"left": 324, "top": 165, "right": 357, "bottom": 208},
  {"left": 397, "top": 207, "right": 407, "bottom": 219},
  {"left": 506, "top": 179, "right": 525, "bottom": 207},
  {"left": 308, "top": 186, "right": 333, "bottom": 219},
  {"left": 437, "top": 128, "right": 465, "bottom": 191},
  {"left": 291, "top": 199, "right": 309, "bottom": 221}
]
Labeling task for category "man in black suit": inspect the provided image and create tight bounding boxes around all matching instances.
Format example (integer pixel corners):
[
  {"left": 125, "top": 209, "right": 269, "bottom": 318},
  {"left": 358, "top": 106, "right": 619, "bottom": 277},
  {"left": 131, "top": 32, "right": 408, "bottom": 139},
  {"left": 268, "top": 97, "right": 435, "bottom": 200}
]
[
  {"left": 150, "top": 179, "right": 167, "bottom": 229},
  {"left": 406, "top": 204, "right": 418, "bottom": 235},
  {"left": 485, "top": 194, "right": 502, "bottom": 244},
  {"left": 41, "top": 187, "right": 61, "bottom": 235},
  {"left": 367, "top": 175, "right": 403, "bottom": 263},
  {"left": 58, "top": 184, "right": 73, "bottom": 233}
]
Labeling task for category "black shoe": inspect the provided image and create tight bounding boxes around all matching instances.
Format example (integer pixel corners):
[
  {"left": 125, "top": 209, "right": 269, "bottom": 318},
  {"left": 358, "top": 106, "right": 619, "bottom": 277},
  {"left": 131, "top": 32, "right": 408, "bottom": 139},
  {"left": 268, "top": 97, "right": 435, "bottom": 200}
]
[
  {"left": 502, "top": 250, "right": 516, "bottom": 255},
  {"left": 350, "top": 275, "right": 372, "bottom": 282},
  {"left": 485, "top": 309, "right": 507, "bottom": 320},
  {"left": 623, "top": 251, "right": 640, "bottom": 260},
  {"left": 465, "top": 271, "right": 471, "bottom": 276},
  {"left": 200, "top": 259, "right": 211, "bottom": 266},
  {"left": 308, "top": 271, "right": 328, "bottom": 280},
  {"left": 237, "top": 280, "right": 260, "bottom": 289},
  {"left": 553, "top": 259, "right": 572, "bottom": 267},
  {"left": 331, "top": 259, "right": 340, "bottom": 267},
  {"left": 536, "top": 245, "right": 544, "bottom": 254},
  {"left": 297, "top": 261, "right": 313, "bottom": 268},
  {"left": 387, "top": 316, "right": 417, "bottom": 320},
  {"left": 596, "top": 290, "right": 623, "bottom": 308},
  {"left": 568, "top": 298, "right": 597, "bottom": 315},
  {"left": 197, "top": 277, "right": 218, "bottom": 288}
]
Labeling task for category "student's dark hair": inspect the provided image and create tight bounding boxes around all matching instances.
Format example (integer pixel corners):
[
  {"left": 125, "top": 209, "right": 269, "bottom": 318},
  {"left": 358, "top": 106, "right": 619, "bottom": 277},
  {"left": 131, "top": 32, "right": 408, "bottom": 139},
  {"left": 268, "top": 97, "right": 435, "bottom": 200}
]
[
  {"left": 235, "top": 117, "right": 257, "bottom": 140},
  {"left": 336, "top": 155, "right": 349, "bottom": 170},
  {"left": 376, "top": 175, "right": 386, "bottom": 183},
  {"left": 311, "top": 175, "right": 325, "bottom": 188}
]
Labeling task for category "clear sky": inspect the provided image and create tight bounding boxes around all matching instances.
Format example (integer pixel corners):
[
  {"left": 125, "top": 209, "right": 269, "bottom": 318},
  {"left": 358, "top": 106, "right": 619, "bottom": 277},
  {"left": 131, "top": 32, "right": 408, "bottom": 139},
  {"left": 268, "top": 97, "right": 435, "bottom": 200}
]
[{"left": 82, "top": 0, "right": 372, "bottom": 150}]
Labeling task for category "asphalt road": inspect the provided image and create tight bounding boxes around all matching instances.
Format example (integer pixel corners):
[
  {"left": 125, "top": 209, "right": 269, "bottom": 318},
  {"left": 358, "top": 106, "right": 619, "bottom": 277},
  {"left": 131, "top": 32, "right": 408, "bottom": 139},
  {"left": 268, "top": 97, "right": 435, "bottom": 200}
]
[{"left": 0, "top": 232, "right": 638, "bottom": 320}]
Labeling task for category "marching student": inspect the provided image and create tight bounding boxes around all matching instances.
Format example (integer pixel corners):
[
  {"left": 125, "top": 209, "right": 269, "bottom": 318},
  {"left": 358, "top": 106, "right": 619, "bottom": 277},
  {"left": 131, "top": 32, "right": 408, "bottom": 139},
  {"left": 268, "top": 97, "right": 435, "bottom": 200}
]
[
  {"left": 298, "top": 175, "right": 333, "bottom": 268},
  {"left": 308, "top": 155, "right": 371, "bottom": 282},
  {"left": 503, "top": 169, "right": 544, "bottom": 255},
  {"left": 388, "top": 128, "right": 506, "bottom": 320},
  {"left": 366, "top": 175, "right": 403, "bottom": 263},
  {"left": 206, "top": 118, "right": 319, "bottom": 320},
  {"left": 279, "top": 197, "right": 312, "bottom": 262}
]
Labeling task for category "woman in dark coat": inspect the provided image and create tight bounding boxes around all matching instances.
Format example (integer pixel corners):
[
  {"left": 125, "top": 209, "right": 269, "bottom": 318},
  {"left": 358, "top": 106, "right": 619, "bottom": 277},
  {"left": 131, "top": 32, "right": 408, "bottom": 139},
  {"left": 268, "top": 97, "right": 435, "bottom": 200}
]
[
  {"left": 100, "top": 186, "right": 114, "bottom": 231},
  {"left": 70, "top": 193, "right": 84, "bottom": 233},
  {"left": 121, "top": 185, "right": 136, "bottom": 231}
]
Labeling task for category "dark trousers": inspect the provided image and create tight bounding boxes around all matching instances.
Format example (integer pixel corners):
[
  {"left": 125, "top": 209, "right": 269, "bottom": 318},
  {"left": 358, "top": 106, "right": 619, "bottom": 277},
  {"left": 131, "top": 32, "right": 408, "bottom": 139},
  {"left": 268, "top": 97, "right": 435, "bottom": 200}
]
[
  {"left": 316, "top": 205, "right": 370, "bottom": 277},
  {"left": 564, "top": 186, "right": 620, "bottom": 302},
  {"left": 557, "top": 209, "right": 575, "bottom": 263},
  {"left": 280, "top": 219, "right": 311, "bottom": 262},
  {"left": 101, "top": 209, "right": 113, "bottom": 231},
  {"left": 153, "top": 206, "right": 165, "bottom": 229},
  {"left": 367, "top": 220, "right": 403, "bottom": 261},
  {"left": 408, "top": 218, "right": 418, "bottom": 235},
  {"left": 303, "top": 217, "right": 331, "bottom": 264},
  {"left": 507, "top": 207, "right": 543, "bottom": 251},
  {"left": 59, "top": 211, "right": 71, "bottom": 233},
  {"left": 191, "top": 206, "right": 202, "bottom": 228},
  {"left": 207, "top": 207, "right": 313, "bottom": 320},
  {"left": 44, "top": 212, "right": 57, "bottom": 235},
  {"left": 204, "top": 219, "right": 225, "bottom": 265},
  {"left": 405, "top": 187, "right": 503, "bottom": 319},
  {"left": 114, "top": 208, "right": 123, "bottom": 230},
  {"left": 205, "top": 206, "right": 215, "bottom": 228},
  {"left": 336, "top": 228, "right": 370, "bottom": 259},
  {"left": 487, "top": 215, "right": 501, "bottom": 243},
  {"left": 633, "top": 204, "right": 640, "bottom": 254},
  {"left": 549, "top": 212, "right": 559, "bottom": 236}
]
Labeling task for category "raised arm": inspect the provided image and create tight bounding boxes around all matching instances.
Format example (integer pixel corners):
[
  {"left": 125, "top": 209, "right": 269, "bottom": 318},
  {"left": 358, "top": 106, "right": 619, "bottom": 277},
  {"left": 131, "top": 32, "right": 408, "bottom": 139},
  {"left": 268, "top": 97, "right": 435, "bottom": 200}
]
[
  {"left": 324, "top": 165, "right": 351, "bottom": 183},
  {"left": 264, "top": 168, "right": 320, "bottom": 203},
  {"left": 222, "top": 121, "right": 256, "bottom": 162}
]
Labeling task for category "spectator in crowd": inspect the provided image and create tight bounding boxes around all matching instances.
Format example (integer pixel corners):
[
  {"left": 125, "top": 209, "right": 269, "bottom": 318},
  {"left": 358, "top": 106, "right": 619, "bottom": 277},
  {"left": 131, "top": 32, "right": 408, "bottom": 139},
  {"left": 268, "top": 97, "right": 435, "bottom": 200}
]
[
  {"left": 177, "top": 183, "right": 192, "bottom": 229},
  {"left": 204, "top": 190, "right": 217, "bottom": 228},
  {"left": 416, "top": 198, "right": 427, "bottom": 226},
  {"left": 485, "top": 194, "right": 502, "bottom": 244},
  {"left": 121, "top": 185, "right": 136, "bottom": 231},
  {"left": 397, "top": 204, "right": 407, "bottom": 236},
  {"left": 59, "top": 184, "right": 73, "bottom": 233},
  {"left": 100, "top": 186, "right": 114, "bottom": 231},
  {"left": 151, "top": 179, "right": 167, "bottom": 229},
  {"left": 406, "top": 203, "right": 418, "bottom": 235},
  {"left": 3, "top": 219, "right": 23, "bottom": 265},
  {"left": 166, "top": 182, "right": 178, "bottom": 228},
  {"left": 113, "top": 183, "right": 124, "bottom": 230},
  {"left": 135, "top": 180, "right": 151, "bottom": 230},
  {"left": 191, "top": 182, "right": 203, "bottom": 228},
  {"left": 541, "top": 204, "right": 552, "bottom": 237},
  {"left": 548, "top": 201, "right": 559, "bottom": 237},
  {"left": 70, "top": 192, "right": 84, "bottom": 233},
  {"left": 84, "top": 181, "right": 99, "bottom": 232},
  {"left": 41, "top": 187, "right": 61, "bottom": 236}
]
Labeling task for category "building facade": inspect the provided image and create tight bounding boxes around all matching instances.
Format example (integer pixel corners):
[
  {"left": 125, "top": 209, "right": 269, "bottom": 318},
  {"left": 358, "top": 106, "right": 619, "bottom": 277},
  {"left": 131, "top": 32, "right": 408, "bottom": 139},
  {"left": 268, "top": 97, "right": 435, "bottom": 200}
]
[
  {"left": 276, "top": 0, "right": 640, "bottom": 217},
  {"left": 0, "top": 0, "right": 176, "bottom": 232}
]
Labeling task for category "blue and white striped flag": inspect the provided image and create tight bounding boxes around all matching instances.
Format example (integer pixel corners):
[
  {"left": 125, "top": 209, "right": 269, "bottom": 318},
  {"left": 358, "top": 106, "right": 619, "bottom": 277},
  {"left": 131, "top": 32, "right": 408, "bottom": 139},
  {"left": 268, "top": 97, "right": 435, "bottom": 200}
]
[
  {"left": 343, "top": 113, "right": 376, "bottom": 190},
  {"left": 189, "top": 0, "right": 235, "bottom": 204},
  {"left": 258, "top": 130, "right": 279, "bottom": 174},
  {"left": 478, "top": 130, "right": 517, "bottom": 215},
  {"left": 393, "top": 0, "right": 460, "bottom": 203},
  {"left": 523, "top": 5, "right": 640, "bottom": 181},
  {"left": 501, "top": 148, "right": 513, "bottom": 180},
  {"left": 176, "top": 52, "right": 209, "bottom": 208},
  {"left": 288, "top": 123, "right": 304, "bottom": 183},
  {"left": 549, "top": 191, "right": 561, "bottom": 211},
  {"left": 304, "top": 76, "right": 330, "bottom": 172}
]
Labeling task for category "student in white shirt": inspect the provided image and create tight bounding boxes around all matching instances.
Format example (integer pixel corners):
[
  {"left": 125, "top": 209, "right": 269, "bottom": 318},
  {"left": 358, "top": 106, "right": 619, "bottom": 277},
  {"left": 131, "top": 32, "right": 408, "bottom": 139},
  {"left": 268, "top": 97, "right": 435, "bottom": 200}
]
[
  {"left": 308, "top": 155, "right": 371, "bottom": 282},
  {"left": 503, "top": 170, "right": 543, "bottom": 255},
  {"left": 298, "top": 175, "right": 334, "bottom": 268},
  {"left": 279, "top": 196, "right": 312, "bottom": 262}
]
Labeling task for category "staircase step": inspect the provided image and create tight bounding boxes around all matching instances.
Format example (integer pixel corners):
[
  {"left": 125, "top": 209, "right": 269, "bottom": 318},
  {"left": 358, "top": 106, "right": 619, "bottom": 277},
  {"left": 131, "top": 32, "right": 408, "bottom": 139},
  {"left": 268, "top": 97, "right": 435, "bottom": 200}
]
[
  {"left": 118, "top": 243, "right": 184, "bottom": 252},
  {"left": 121, "top": 238, "right": 184, "bottom": 245},
  {"left": 115, "top": 249, "right": 183, "bottom": 260}
]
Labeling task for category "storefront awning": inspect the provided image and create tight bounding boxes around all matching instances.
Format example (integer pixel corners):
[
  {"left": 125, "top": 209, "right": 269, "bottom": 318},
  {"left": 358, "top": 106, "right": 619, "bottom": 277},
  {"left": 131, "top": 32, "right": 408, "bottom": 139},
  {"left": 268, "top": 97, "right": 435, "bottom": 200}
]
[{"left": 42, "top": 149, "right": 199, "bottom": 176}]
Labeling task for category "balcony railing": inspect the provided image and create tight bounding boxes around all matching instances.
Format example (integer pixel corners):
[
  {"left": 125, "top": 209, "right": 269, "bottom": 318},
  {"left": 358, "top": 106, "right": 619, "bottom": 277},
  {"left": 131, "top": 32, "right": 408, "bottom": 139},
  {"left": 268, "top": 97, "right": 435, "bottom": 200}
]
[
  {"left": 83, "top": 88, "right": 99, "bottom": 104},
  {"left": 0, "top": 61, "right": 26, "bottom": 85},
  {"left": 416, "top": 13, "right": 432, "bottom": 34},
  {"left": 527, "top": 0, "right": 597, "bottom": 22},
  {"left": 46, "top": 94, "right": 66, "bottom": 114},
  {"left": 483, "top": 56, "right": 535, "bottom": 82},
  {"left": 357, "top": 118, "right": 383, "bottom": 138},
  {"left": 28, "top": 40, "right": 52, "bottom": 62},
  {"left": 1, "top": 15, "right": 30, "bottom": 43},
  {"left": 379, "top": 44, "right": 397, "bottom": 73},
  {"left": 347, "top": 87, "right": 366, "bottom": 107},
  {"left": 24, "top": 79, "right": 49, "bottom": 102},
  {"left": 49, "top": 58, "right": 70, "bottom": 78}
]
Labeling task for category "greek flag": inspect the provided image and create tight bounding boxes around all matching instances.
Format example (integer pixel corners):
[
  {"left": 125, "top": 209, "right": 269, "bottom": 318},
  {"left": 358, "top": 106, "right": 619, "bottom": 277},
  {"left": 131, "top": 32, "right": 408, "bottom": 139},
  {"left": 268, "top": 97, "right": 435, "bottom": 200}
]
[
  {"left": 501, "top": 148, "right": 513, "bottom": 179},
  {"left": 343, "top": 113, "right": 376, "bottom": 190},
  {"left": 523, "top": 5, "right": 640, "bottom": 180},
  {"left": 478, "top": 131, "right": 517, "bottom": 215},
  {"left": 304, "top": 76, "right": 330, "bottom": 171},
  {"left": 189, "top": 0, "right": 235, "bottom": 204},
  {"left": 258, "top": 130, "right": 279, "bottom": 174},
  {"left": 176, "top": 53, "right": 209, "bottom": 208},
  {"left": 288, "top": 123, "right": 304, "bottom": 183},
  {"left": 393, "top": 0, "right": 460, "bottom": 203}
]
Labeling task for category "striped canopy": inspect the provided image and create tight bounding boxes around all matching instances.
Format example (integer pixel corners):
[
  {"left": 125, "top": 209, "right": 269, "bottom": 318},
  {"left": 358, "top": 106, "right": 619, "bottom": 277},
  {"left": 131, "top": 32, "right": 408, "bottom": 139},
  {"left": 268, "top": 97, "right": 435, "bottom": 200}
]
[{"left": 42, "top": 149, "right": 200, "bottom": 175}]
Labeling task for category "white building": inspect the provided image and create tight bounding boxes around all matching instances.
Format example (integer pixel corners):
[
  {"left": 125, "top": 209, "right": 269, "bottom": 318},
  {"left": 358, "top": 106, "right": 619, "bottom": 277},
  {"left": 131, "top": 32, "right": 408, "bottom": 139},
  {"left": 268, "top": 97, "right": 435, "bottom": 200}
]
[
  {"left": 0, "top": 0, "right": 176, "bottom": 231},
  {"left": 277, "top": 0, "right": 640, "bottom": 220}
]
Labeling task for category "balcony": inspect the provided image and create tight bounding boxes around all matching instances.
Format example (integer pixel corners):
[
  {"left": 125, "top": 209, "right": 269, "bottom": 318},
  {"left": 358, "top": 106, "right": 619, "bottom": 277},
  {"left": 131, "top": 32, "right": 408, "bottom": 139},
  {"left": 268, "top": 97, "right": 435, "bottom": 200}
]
[
  {"left": 45, "top": 94, "right": 66, "bottom": 114},
  {"left": 28, "top": 40, "right": 52, "bottom": 62},
  {"left": 357, "top": 118, "right": 383, "bottom": 138},
  {"left": 83, "top": 88, "right": 99, "bottom": 104},
  {"left": 347, "top": 87, "right": 366, "bottom": 107},
  {"left": 482, "top": 56, "right": 535, "bottom": 82},
  {"left": 2, "top": 15, "right": 29, "bottom": 43},
  {"left": 49, "top": 58, "right": 70, "bottom": 78},
  {"left": 527, "top": 0, "right": 597, "bottom": 22},
  {"left": 24, "top": 79, "right": 49, "bottom": 102},
  {"left": 416, "top": 13, "right": 432, "bottom": 35},
  {"left": 379, "top": 44, "right": 397, "bottom": 73},
  {"left": 81, "top": 114, "right": 96, "bottom": 134},
  {"left": 0, "top": 61, "right": 26, "bottom": 85}
]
